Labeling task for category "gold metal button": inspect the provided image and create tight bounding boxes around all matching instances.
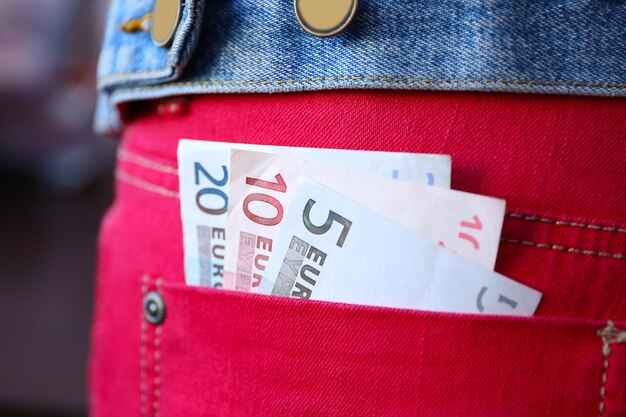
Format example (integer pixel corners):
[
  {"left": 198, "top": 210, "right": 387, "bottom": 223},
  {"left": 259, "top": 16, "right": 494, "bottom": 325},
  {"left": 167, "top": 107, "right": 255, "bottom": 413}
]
[
  {"left": 294, "top": 0, "right": 358, "bottom": 37},
  {"left": 150, "top": 0, "right": 182, "bottom": 48}
]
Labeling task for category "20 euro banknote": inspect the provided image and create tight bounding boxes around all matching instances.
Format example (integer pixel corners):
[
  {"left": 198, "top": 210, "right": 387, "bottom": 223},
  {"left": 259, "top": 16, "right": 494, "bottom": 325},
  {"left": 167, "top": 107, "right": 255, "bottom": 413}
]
[{"left": 178, "top": 139, "right": 451, "bottom": 286}]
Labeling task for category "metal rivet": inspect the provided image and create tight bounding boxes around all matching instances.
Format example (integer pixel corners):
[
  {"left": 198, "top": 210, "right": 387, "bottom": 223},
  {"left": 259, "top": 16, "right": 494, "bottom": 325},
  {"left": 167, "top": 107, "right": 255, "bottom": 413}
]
[
  {"left": 294, "top": 0, "right": 358, "bottom": 37},
  {"left": 143, "top": 291, "right": 166, "bottom": 325},
  {"left": 150, "top": 0, "right": 182, "bottom": 48}
]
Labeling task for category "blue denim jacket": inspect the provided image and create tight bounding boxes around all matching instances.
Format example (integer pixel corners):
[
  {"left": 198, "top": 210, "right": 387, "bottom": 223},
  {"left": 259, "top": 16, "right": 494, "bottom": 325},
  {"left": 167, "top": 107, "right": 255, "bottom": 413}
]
[{"left": 95, "top": 0, "right": 626, "bottom": 134}]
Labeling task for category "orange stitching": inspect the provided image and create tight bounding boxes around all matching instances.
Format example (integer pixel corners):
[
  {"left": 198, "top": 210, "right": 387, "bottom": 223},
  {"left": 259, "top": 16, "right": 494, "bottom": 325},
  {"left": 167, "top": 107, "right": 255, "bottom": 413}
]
[
  {"left": 506, "top": 213, "right": 626, "bottom": 234},
  {"left": 118, "top": 148, "right": 179, "bottom": 175},
  {"left": 500, "top": 238, "right": 625, "bottom": 260},
  {"left": 109, "top": 76, "right": 626, "bottom": 95},
  {"left": 115, "top": 169, "right": 180, "bottom": 198}
]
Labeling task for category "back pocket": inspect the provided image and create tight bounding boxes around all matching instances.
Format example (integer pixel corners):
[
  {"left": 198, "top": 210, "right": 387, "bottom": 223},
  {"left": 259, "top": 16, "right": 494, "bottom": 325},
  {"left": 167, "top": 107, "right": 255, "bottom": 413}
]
[{"left": 145, "top": 280, "right": 614, "bottom": 417}]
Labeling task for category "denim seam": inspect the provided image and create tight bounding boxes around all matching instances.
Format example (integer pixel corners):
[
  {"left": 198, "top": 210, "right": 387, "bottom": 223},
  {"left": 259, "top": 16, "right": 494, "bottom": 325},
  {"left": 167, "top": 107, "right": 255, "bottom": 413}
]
[
  {"left": 114, "top": 169, "right": 626, "bottom": 260},
  {"left": 97, "top": 67, "right": 175, "bottom": 91},
  {"left": 105, "top": 76, "right": 626, "bottom": 93},
  {"left": 104, "top": 68, "right": 169, "bottom": 78}
]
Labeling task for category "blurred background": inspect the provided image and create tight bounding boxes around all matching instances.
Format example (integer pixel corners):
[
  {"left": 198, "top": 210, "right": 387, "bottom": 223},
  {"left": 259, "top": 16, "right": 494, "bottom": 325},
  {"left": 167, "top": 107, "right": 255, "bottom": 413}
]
[{"left": 0, "top": 0, "right": 116, "bottom": 415}]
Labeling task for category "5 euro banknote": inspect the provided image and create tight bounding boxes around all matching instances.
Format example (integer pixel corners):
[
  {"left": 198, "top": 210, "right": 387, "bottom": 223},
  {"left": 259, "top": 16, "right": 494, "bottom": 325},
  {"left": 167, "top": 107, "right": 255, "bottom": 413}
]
[{"left": 257, "top": 177, "right": 541, "bottom": 316}]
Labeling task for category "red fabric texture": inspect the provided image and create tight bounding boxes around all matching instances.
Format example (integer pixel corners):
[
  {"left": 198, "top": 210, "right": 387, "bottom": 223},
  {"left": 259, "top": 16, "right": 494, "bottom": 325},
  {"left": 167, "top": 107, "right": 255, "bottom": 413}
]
[{"left": 90, "top": 90, "right": 626, "bottom": 416}]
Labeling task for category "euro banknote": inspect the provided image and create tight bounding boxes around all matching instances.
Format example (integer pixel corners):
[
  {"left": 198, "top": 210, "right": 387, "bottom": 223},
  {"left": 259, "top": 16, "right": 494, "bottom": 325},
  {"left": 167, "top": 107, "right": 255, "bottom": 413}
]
[
  {"left": 257, "top": 177, "right": 541, "bottom": 316},
  {"left": 178, "top": 139, "right": 451, "bottom": 286},
  {"left": 225, "top": 150, "right": 505, "bottom": 292}
]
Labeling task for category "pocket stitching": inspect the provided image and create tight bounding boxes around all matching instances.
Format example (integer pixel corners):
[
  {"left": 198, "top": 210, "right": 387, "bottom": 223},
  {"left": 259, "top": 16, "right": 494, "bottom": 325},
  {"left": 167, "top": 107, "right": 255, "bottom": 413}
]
[
  {"left": 113, "top": 159, "right": 626, "bottom": 260},
  {"left": 499, "top": 238, "right": 626, "bottom": 260},
  {"left": 141, "top": 276, "right": 165, "bottom": 417},
  {"left": 118, "top": 147, "right": 626, "bottom": 234},
  {"left": 116, "top": 168, "right": 179, "bottom": 199}
]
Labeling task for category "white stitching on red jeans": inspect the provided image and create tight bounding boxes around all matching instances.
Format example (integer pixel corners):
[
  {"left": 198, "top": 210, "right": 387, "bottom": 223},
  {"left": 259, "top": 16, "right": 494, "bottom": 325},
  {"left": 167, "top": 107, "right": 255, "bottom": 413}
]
[
  {"left": 506, "top": 213, "right": 626, "bottom": 234},
  {"left": 140, "top": 276, "right": 165, "bottom": 417},
  {"left": 597, "top": 321, "right": 626, "bottom": 416},
  {"left": 118, "top": 148, "right": 179, "bottom": 175},
  {"left": 140, "top": 276, "right": 150, "bottom": 417},
  {"left": 117, "top": 148, "right": 626, "bottom": 234},
  {"left": 153, "top": 279, "right": 163, "bottom": 417},
  {"left": 116, "top": 169, "right": 180, "bottom": 199},
  {"left": 499, "top": 238, "right": 626, "bottom": 260},
  {"left": 114, "top": 160, "right": 626, "bottom": 260}
]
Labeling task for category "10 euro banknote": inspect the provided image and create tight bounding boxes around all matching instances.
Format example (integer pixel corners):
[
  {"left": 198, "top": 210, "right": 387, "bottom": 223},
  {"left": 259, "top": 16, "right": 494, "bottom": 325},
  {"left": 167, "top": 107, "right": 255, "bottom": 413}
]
[
  {"left": 225, "top": 150, "right": 505, "bottom": 292},
  {"left": 178, "top": 139, "right": 451, "bottom": 287}
]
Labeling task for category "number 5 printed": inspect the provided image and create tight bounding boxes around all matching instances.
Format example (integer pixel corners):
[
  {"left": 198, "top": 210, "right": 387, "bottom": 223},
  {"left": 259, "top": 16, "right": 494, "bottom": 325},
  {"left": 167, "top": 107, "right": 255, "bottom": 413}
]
[{"left": 302, "top": 199, "right": 352, "bottom": 248}]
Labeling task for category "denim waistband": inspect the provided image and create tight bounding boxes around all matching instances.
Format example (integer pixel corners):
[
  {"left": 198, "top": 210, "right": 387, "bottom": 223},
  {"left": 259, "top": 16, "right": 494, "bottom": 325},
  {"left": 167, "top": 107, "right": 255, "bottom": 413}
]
[{"left": 95, "top": 0, "right": 626, "bottom": 134}]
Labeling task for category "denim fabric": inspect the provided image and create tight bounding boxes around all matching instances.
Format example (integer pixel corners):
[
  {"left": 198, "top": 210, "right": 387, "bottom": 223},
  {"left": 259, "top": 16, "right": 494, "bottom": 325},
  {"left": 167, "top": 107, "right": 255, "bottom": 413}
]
[
  {"left": 95, "top": 0, "right": 626, "bottom": 133},
  {"left": 97, "top": 0, "right": 205, "bottom": 89},
  {"left": 92, "top": 91, "right": 626, "bottom": 415}
]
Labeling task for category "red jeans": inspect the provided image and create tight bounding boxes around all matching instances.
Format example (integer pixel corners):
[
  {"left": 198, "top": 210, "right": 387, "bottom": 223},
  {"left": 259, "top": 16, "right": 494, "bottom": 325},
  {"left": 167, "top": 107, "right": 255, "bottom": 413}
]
[{"left": 90, "top": 91, "right": 626, "bottom": 416}]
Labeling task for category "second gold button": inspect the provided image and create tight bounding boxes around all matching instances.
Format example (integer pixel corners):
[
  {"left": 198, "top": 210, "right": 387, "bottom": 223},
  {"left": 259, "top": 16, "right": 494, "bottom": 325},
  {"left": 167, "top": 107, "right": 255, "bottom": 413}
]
[{"left": 295, "top": 0, "right": 358, "bottom": 37}]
